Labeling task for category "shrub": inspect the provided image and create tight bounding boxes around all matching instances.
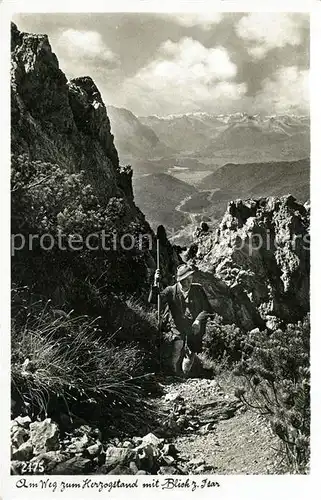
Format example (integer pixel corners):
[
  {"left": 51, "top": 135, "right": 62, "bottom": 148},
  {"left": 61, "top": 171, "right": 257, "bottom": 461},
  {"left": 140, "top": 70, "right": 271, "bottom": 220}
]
[
  {"left": 233, "top": 316, "right": 310, "bottom": 473},
  {"left": 202, "top": 314, "right": 246, "bottom": 364},
  {"left": 11, "top": 154, "right": 152, "bottom": 306}
]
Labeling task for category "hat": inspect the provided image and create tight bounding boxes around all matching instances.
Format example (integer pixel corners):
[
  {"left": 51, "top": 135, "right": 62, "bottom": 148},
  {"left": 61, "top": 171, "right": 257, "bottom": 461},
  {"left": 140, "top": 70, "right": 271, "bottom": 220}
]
[{"left": 176, "top": 264, "right": 196, "bottom": 282}]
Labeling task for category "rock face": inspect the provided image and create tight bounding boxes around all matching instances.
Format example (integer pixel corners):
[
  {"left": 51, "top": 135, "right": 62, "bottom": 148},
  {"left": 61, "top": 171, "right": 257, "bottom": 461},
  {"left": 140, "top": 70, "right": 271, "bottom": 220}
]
[
  {"left": 193, "top": 195, "right": 310, "bottom": 329},
  {"left": 11, "top": 22, "right": 144, "bottom": 247},
  {"left": 11, "top": 22, "right": 179, "bottom": 299},
  {"left": 11, "top": 23, "right": 119, "bottom": 203}
]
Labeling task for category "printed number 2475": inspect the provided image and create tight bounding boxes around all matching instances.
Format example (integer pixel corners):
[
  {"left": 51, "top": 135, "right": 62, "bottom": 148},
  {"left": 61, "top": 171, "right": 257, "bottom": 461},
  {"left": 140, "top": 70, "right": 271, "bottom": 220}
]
[{"left": 21, "top": 461, "right": 44, "bottom": 474}]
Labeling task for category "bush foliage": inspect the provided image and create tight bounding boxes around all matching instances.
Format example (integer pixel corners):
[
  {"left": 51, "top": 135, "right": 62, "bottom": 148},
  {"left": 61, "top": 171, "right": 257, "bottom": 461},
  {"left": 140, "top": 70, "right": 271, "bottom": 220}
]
[
  {"left": 202, "top": 314, "right": 246, "bottom": 363},
  {"left": 233, "top": 316, "right": 310, "bottom": 473},
  {"left": 11, "top": 154, "right": 152, "bottom": 307},
  {"left": 201, "top": 312, "right": 310, "bottom": 473}
]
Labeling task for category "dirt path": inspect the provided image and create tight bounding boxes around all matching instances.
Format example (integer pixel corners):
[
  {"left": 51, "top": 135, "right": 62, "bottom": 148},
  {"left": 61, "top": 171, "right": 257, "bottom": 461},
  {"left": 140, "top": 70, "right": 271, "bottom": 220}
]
[{"left": 152, "top": 377, "right": 280, "bottom": 474}]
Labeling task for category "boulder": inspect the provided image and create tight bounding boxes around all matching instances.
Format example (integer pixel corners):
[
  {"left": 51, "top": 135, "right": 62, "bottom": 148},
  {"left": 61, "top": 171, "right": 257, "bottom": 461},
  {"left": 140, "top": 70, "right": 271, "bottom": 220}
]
[
  {"left": 176, "top": 464, "right": 189, "bottom": 474},
  {"left": 31, "top": 451, "right": 68, "bottom": 473},
  {"left": 129, "top": 461, "right": 139, "bottom": 474},
  {"left": 74, "top": 425, "right": 102, "bottom": 440},
  {"left": 195, "top": 464, "right": 207, "bottom": 474},
  {"left": 66, "top": 434, "right": 91, "bottom": 454},
  {"left": 141, "top": 433, "right": 163, "bottom": 448},
  {"left": 135, "top": 443, "right": 158, "bottom": 471},
  {"left": 105, "top": 446, "right": 135, "bottom": 471},
  {"left": 122, "top": 440, "right": 134, "bottom": 448},
  {"left": 29, "top": 418, "right": 59, "bottom": 454},
  {"left": 132, "top": 436, "right": 143, "bottom": 446},
  {"left": 107, "top": 465, "right": 134, "bottom": 475},
  {"left": 11, "top": 440, "right": 33, "bottom": 461},
  {"left": 188, "top": 457, "right": 205, "bottom": 466},
  {"left": 51, "top": 456, "right": 92, "bottom": 475},
  {"left": 199, "top": 422, "right": 215, "bottom": 434},
  {"left": 14, "top": 416, "right": 32, "bottom": 429},
  {"left": 265, "top": 315, "right": 282, "bottom": 330},
  {"left": 11, "top": 425, "right": 29, "bottom": 449},
  {"left": 86, "top": 442, "right": 102, "bottom": 458},
  {"left": 158, "top": 466, "right": 178, "bottom": 475}
]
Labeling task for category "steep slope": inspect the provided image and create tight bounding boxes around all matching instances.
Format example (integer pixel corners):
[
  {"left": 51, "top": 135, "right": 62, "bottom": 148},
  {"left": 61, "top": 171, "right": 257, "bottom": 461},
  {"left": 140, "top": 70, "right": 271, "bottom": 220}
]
[
  {"left": 107, "top": 105, "right": 175, "bottom": 160},
  {"left": 198, "top": 159, "right": 310, "bottom": 202},
  {"left": 11, "top": 24, "right": 122, "bottom": 204}
]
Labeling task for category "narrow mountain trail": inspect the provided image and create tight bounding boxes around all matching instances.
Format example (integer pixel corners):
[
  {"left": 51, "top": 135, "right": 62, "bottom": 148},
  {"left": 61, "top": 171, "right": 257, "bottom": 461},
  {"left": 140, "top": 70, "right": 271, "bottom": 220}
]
[{"left": 150, "top": 376, "right": 280, "bottom": 475}]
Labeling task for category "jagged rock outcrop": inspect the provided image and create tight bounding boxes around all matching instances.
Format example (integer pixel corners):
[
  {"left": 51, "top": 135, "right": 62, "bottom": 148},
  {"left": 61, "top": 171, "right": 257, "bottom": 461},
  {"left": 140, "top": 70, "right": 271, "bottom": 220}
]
[
  {"left": 192, "top": 195, "right": 310, "bottom": 329},
  {"left": 11, "top": 22, "right": 121, "bottom": 202},
  {"left": 10, "top": 23, "right": 179, "bottom": 301}
]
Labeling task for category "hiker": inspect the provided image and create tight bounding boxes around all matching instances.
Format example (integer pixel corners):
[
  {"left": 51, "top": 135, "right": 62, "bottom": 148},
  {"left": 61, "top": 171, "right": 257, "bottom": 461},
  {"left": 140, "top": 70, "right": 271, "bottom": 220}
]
[{"left": 148, "top": 263, "right": 213, "bottom": 376}]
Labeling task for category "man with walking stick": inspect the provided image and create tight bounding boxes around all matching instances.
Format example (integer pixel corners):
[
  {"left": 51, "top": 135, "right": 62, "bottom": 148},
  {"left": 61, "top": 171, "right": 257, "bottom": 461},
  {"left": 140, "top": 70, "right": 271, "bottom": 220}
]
[{"left": 149, "top": 257, "right": 213, "bottom": 377}]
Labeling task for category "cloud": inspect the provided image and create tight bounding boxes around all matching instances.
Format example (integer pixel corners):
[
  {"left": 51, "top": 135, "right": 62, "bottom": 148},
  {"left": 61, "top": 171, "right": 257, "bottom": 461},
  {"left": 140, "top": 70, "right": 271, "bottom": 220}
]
[
  {"left": 247, "top": 46, "right": 268, "bottom": 60},
  {"left": 118, "top": 38, "right": 246, "bottom": 115},
  {"left": 57, "top": 29, "right": 118, "bottom": 63},
  {"left": 236, "top": 13, "right": 307, "bottom": 59},
  {"left": 166, "top": 13, "right": 223, "bottom": 30},
  {"left": 252, "top": 66, "right": 309, "bottom": 113},
  {"left": 137, "top": 37, "right": 237, "bottom": 84}
]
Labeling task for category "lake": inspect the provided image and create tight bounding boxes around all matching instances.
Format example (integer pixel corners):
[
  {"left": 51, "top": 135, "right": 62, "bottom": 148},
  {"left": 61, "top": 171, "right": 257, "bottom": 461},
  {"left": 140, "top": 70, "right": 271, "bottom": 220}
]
[{"left": 167, "top": 167, "right": 214, "bottom": 186}]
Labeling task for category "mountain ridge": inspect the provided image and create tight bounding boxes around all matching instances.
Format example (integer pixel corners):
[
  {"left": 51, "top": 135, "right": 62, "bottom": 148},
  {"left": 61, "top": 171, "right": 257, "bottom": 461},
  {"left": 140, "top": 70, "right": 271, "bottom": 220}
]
[{"left": 140, "top": 112, "right": 310, "bottom": 160}]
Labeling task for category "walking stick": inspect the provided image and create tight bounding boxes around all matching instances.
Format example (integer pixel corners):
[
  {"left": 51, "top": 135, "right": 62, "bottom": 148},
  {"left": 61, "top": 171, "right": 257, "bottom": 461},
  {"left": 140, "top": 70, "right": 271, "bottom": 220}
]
[{"left": 156, "top": 228, "right": 161, "bottom": 371}]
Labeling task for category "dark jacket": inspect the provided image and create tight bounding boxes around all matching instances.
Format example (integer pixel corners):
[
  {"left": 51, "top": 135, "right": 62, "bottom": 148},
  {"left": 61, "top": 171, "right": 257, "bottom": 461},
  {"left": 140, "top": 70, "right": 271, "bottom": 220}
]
[{"left": 148, "top": 282, "right": 213, "bottom": 351}]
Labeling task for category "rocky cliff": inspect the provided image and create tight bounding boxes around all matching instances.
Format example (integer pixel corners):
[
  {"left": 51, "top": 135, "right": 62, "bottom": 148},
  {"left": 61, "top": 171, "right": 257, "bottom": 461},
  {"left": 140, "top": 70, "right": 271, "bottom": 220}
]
[
  {"left": 11, "top": 23, "right": 181, "bottom": 304},
  {"left": 11, "top": 22, "right": 127, "bottom": 203},
  {"left": 190, "top": 195, "right": 310, "bottom": 330}
]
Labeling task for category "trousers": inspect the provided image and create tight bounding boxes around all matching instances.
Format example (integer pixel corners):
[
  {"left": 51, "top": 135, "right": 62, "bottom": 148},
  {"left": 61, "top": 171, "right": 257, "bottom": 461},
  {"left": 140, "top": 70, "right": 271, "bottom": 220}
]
[{"left": 171, "top": 339, "right": 196, "bottom": 376}]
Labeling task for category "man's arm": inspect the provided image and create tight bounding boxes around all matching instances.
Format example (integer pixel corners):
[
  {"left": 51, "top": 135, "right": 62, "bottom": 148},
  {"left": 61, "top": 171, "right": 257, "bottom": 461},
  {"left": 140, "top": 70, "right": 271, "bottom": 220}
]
[
  {"left": 148, "top": 284, "right": 170, "bottom": 309},
  {"left": 148, "top": 269, "right": 171, "bottom": 312},
  {"left": 193, "top": 284, "right": 213, "bottom": 326}
]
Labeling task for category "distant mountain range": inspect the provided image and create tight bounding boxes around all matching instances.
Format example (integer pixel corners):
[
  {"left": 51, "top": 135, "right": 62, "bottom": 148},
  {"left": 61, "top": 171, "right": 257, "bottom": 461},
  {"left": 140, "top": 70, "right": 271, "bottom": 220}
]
[
  {"left": 140, "top": 112, "right": 310, "bottom": 162},
  {"left": 107, "top": 106, "right": 309, "bottom": 170}
]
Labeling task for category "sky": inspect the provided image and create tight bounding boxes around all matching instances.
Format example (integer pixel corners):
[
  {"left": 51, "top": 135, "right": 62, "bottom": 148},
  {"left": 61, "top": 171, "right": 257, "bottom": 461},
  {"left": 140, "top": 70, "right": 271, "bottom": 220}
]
[{"left": 13, "top": 12, "right": 310, "bottom": 116}]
